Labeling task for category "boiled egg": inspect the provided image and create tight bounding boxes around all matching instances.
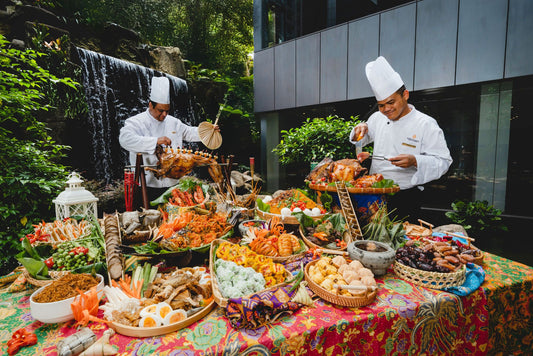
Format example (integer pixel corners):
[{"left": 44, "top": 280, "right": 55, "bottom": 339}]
[
  {"left": 280, "top": 207, "right": 292, "bottom": 217},
  {"left": 263, "top": 195, "right": 273, "bottom": 203},
  {"left": 303, "top": 208, "right": 313, "bottom": 216},
  {"left": 311, "top": 207, "right": 322, "bottom": 216},
  {"left": 163, "top": 309, "right": 188, "bottom": 325},
  {"left": 139, "top": 304, "right": 159, "bottom": 318},
  {"left": 138, "top": 314, "right": 163, "bottom": 328},
  {"left": 292, "top": 207, "right": 302, "bottom": 213},
  {"left": 156, "top": 302, "right": 173, "bottom": 320}
]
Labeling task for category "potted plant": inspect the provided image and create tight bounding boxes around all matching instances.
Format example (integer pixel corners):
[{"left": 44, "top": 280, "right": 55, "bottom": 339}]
[
  {"left": 445, "top": 200, "right": 507, "bottom": 237},
  {"left": 273, "top": 115, "right": 361, "bottom": 166}
]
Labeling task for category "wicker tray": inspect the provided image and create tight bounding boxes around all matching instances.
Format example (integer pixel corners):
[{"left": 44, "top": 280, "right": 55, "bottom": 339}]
[
  {"left": 247, "top": 238, "right": 308, "bottom": 264},
  {"left": 304, "top": 260, "right": 377, "bottom": 307},
  {"left": 393, "top": 261, "right": 466, "bottom": 290},
  {"left": 210, "top": 239, "right": 289, "bottom": 308},
  {"left": 22, "top": 269, "right": 70, "bottom": 288},
  {"left": 255, "top": 208, "right": 325, "bottom": 225},
  {"left": 309, "top": 183, "right": 400, "bottom": 195},
  {"left": 299, "top": 226, "right": 352, "bottom": 252},
  {"left": 108, "top": 300, "right": 215, "bottom": 337}
]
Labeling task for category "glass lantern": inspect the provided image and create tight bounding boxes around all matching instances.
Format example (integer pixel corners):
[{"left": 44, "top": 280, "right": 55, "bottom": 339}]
[{"left": 53, "top": 172, "right": 98, "bottom": 220}]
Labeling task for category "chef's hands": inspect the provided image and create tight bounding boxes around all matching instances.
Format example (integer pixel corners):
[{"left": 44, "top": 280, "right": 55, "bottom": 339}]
[
  {"left": 357, "top": 152, "right": 371, "bottom": 162},
  {"left": 388, "top": 154, "right": 417, "bottom": 168},
  {"left": 157, "top": 136, "right": 172, "bottom": 146},
  {"left": 351, "top": 123, "right": 368, "bottom": 142}
]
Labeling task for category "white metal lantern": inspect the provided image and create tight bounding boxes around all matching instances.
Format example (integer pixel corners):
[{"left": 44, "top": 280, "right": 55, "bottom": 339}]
[{"left": 53, "top": 172, "right": 98, "bottom": 220}]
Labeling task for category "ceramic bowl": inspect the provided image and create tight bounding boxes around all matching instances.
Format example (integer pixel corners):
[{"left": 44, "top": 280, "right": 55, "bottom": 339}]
[
  {"left": 30, "top": 273, "right": 104, "bottom": 324},
  {"left": 238, "top": 219, "right": 267, "bottom": 237},
  {"left": 347, "top": 241, "right": 395, "bottom": 276}
]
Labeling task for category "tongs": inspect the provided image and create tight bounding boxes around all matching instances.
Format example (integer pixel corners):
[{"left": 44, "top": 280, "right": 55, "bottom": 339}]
[{"left": 370, "top": 155, "right": 390, "bottom": 161}]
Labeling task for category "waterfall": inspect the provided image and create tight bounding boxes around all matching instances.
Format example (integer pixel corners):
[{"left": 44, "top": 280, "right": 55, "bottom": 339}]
[{"left": 74, "top": 48, "right": 198, "bottom": 183}]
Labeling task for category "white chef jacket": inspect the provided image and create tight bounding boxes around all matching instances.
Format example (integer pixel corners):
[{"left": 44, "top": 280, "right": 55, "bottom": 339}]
[
  {"left": 349, "top": 104, "right": 452, "bottom": 190},
  {"left": 119, "top": 109, "right": 201, "bottom": 188}
]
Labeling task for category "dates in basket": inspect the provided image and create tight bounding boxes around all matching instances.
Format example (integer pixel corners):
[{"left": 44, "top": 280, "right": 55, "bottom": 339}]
[{"left": 396, "top": 244, "right": 450, "bottom": 273}]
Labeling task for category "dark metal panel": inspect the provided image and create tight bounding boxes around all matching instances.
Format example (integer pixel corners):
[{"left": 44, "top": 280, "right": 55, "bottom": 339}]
[
  {"left": 380, "top": 4, "right": 416, "bottom": 91},
  {"left": 254, "top": 49, "right": 275, "bottom": 112},
  {"left": 415, "top": 0, "right": 458, "bottom": 90},
  {"left": 456, "top": 0, "right": 507, "bottom": 85},
  {"left": 320, "top": 24, "right": 348, "bottom": 103},
  {"left": 274, "top": 42, "right": 296, "bottom": 110},
  {"left": 505, "top": 0, "right": 533, "bottom": 78},
  {"left": 296, "top": 34, "right": 321, "bottom": 107},
  {"left": 347, "top": 15, "right": 380, "bottom": 100}
]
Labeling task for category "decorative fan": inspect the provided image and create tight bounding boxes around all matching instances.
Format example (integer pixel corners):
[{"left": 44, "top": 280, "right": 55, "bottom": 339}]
[{"left": 198, "top": 104, "right": 223, "bottom": 150}]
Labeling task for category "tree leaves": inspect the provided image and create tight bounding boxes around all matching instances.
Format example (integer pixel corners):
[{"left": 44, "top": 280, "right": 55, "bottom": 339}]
[{"left": 273, "top": 116, "right": 361, "bottom": 165}]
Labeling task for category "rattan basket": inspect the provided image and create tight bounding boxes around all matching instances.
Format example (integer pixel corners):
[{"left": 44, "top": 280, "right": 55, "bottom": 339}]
[
  {"left": 308, "top": 183, "right": 400, "bottom": 195},
  {"left": 255, "top": 208, "right": 325, "bottom": 225},
  {"left": 257, "top": 239, "right": 309, "bottom": 264},
  {"left": 393, "top": 261, "right": 466, "bottom": 290},
  {"left": 304, "top": 260, "right": 377, "bottom": 307},
  {"left": 22, "top": 269, "right": 70, "bottom": 288},
  {"left": 210, "top": 239, "right": 290, "bottom": 307}
]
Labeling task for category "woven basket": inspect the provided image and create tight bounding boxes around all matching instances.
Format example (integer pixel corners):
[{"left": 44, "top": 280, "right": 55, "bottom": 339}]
[
  {"left": 472, "top": 251, "right": 484, "bottom": 265},
  {"left": 209, "top": 239, "right": 289, "bottom": 308},
  {"left": 393, "top": 261, "right": 466, "bottom": 290},
  {"left": 308, "top": 183, "right": 400, "bottom": 195},
  {"left": 23, "top": 269, "right": 70, "bottom": 288},
  {"left": 304, "top": 260, "right": 377, "bottom": 307},
  {"left": 255, "top": 208, "right": 324, "bottom": 225},
  {"left": 299, "top": 226, "right": 352, "bottom": 252}
]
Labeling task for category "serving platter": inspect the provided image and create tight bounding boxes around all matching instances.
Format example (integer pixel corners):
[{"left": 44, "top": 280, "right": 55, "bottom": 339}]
[
  {"left": 308, "top": 183, "right": 400, "bottom": 195},
  {"left": 108, "top": 300, "right": 216, "bottom": 337}
]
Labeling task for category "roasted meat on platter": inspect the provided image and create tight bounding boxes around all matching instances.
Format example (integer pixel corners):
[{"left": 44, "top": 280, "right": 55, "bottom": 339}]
[
  {"left": 306, "top": 157, "right": 367, "bottom": 184},
  {"left": 145, "top": 145, "right": 224, "bottom": 186}
]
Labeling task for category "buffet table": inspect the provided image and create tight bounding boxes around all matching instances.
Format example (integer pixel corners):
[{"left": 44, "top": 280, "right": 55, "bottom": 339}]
[{"left": 1, "top": 252, "right": 531, "bottom": 355}]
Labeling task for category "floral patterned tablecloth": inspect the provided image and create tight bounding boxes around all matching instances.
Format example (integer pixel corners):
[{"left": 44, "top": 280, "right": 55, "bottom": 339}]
[{"left": 1, "top": 252, "right": 532, "bottom": 355}]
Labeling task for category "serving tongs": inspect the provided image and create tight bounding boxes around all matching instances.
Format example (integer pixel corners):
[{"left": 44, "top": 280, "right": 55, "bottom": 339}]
[{"left": 369, "top": 155, "right": 390, "bottom": 161}]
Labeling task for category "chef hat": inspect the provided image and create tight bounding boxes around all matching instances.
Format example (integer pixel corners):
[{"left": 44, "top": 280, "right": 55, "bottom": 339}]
[
  {"left": 365, "top": 56, "right": 404, "bottom": 101},
  {"left": 149, "top": 76, "right": 170, "bottom": 104}
]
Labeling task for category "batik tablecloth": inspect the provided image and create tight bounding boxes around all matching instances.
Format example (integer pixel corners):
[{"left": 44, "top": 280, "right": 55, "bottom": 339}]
[{"left": 1, "top": 252, "right": 531, "bottom": 355}]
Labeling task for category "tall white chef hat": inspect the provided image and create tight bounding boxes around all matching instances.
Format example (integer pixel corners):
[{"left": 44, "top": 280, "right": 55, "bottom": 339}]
[
  {"left": 365, "top": 56, "right": 404, "bottom": 101},
  {"left": 149, "top": 76, "right": 170, "bottom": 104}
]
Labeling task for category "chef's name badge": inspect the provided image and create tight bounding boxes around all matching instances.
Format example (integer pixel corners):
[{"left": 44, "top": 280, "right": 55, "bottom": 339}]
[{"left": 402, "top": 142, "right": 416, "bottom": 148}]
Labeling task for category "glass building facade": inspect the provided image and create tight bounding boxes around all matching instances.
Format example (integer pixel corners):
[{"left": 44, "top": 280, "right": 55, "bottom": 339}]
[{"left": 253, "top": 0, "right": 533, "bottom": 264}]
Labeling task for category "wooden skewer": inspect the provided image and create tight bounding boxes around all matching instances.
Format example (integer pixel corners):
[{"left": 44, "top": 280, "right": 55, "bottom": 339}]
[
  {"left": 316, "top": 248, "right": 349, "bottom": 257},
  {"left": 443, "top": 231, "right": 475, "bottom": 242},
  {"left": 418, "top": 219, "right": 434, "bottom": 228},
  {"left": 333, "top": 284, "right": 377, "bottom": 291}
]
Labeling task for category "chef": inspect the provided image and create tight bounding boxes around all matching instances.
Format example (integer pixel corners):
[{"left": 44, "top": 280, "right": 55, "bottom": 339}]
[
  {"left": 349, "top": 56, "right": 452, "bottom": 220},
  {"left": 119, "top": 76, "right": 213, "bottom": 200}
]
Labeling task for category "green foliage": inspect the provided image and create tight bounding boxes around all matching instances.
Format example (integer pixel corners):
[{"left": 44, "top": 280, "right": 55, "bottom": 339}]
[
  {"left": 445, "top": 200, "right": 508, "bottom": 235},
  {"left": 28, "top": 24, "right": 88, "bottom": 119},
  {"left": 187, "top": 62, "right": 258, "bottom": 142},
  {"left": 0, "top": 34, "right": 73, "bottom": 268},
  {"left": 273, "top": 116, "right": 361, "bottom": 165},
  {"left": 50, "top": 0, "right": 253, "bottom": 77}
]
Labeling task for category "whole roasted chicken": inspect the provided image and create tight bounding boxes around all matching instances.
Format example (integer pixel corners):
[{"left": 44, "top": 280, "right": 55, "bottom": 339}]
[
  {"left": 306, "top": 157, "right": 367, "bottom": 184},
  {"left": 146, "top": 145, "right": 224, "bottom": 185}
]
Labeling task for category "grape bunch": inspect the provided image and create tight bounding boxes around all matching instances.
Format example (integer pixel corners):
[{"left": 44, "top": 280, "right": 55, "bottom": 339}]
[{"left": 51, "top": 242, "right": 91, "bottom": 270}]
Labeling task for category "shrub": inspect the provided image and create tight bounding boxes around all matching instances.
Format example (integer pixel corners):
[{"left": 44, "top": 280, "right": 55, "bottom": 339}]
[
  {"left": 445, "top": 200, "right": 508, "bottom": 236},
  {"left": 0, "top": 34, "right": 78, "bottom": 271},
  {"left": 273, "top": 116, "right": 361, "bottom": 165}
]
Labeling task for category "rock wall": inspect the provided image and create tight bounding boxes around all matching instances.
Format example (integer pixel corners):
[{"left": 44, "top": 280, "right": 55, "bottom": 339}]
[{"left": 0, "top": 1, "right": 186, "bottom": 78}]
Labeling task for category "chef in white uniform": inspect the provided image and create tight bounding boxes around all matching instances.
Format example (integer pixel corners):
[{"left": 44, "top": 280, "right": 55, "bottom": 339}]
[
  {"left": 349, "top": 56, "right": 452, "bottom": 220},
  {"left": 119, "top": 76, "right": 208, "bottom": 200}
]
